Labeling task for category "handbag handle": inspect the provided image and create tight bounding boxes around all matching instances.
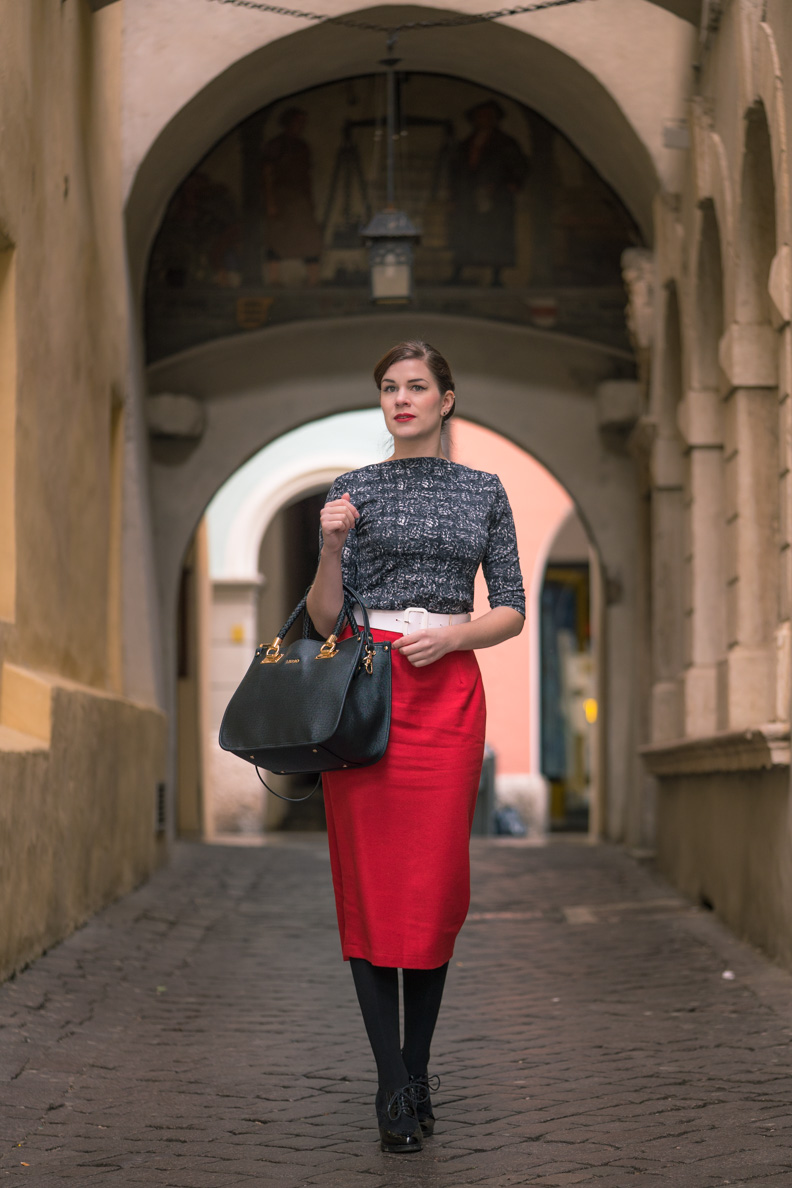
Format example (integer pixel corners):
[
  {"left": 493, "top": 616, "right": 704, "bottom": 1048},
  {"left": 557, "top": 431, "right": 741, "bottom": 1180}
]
[
  {"left": 265, "top": 584, "right": 373, "bottom": 658},
  {"left": 341, "top": 584, "right": 374, "bottom": 642},
  {"left": 300, "top": 587, "right": 359, "bottom": 641}
]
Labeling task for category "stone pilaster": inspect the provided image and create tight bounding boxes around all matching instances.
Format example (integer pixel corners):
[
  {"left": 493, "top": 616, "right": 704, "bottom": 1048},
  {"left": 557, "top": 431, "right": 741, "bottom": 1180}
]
[
  {"left": 717, "top": 323, "right": 779, "bottom": 729},
  {"left": 677, "top": 387, "right": 724, "bottom": 736},
  {"left": 650, "top": 435, "right": 685, "bottom": 742}
]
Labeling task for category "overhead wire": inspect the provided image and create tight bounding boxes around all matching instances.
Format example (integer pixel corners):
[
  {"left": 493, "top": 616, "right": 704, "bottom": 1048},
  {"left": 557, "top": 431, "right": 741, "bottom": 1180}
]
[{"left": 204, "top": 0, "right": 597, "bottom": 37}]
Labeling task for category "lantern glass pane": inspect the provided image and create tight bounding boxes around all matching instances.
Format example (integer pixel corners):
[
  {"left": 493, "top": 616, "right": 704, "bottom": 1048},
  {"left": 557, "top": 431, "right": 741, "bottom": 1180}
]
[{"left": 370, "top": 246, "right": 412, "bottom": 302}]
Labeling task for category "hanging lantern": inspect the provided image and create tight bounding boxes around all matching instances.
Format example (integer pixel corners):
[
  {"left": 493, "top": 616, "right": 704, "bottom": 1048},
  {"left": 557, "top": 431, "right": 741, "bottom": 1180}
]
[
  {"left": 361, "top": 50, "right": 419, "bottom": 304},
  {"left": 361, "top": 208, "right": 419, "bottom": 304}
]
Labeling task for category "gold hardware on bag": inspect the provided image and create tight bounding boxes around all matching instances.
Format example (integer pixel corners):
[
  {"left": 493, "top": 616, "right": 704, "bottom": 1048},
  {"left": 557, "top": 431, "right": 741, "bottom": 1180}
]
[
  {"left": 316, "top": 634, "right": 339, "bottom": 659},
  {"left": 364, "top": 647, "right": 375, "bottom": 675},
  {"left": 261, "top": 637, "right": 283, "bottom": 664}
]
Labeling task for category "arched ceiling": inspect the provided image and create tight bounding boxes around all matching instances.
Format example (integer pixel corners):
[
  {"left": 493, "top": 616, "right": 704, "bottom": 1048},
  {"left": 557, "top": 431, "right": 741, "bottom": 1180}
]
[
  {"left": 125, "top": 3, "right": 695, "bottom": 300},
  {"left": 646, "top": 0, "right": 701, "bottom": 21}
]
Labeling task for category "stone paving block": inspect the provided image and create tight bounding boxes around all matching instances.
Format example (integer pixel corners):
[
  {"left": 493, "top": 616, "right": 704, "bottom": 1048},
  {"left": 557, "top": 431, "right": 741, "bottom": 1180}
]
[{"left": 2, "top": 839, "right": 792, "bottom": 1187}]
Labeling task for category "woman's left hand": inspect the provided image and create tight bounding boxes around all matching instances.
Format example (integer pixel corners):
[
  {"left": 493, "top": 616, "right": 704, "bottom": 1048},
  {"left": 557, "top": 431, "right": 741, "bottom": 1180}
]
[{"left": 392, "top": 626, "right": 458, "bottom": 668}]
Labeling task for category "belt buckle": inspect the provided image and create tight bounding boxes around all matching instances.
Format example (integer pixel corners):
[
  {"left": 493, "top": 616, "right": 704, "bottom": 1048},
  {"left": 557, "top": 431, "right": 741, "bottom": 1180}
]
[{"left": 402, "top": 606, "right": 429, "bottom": 631}]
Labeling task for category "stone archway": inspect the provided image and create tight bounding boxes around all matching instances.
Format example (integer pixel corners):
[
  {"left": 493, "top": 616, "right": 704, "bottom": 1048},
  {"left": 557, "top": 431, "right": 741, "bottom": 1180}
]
[
  {"left": 201, "top": 410, "right": 593, "bottom": 836},
  {"left": 147, "top": 312, "right": 641, "bottom": 841},
  {"left": 123, "top": 1, "right": 675, "bottom": 309}
]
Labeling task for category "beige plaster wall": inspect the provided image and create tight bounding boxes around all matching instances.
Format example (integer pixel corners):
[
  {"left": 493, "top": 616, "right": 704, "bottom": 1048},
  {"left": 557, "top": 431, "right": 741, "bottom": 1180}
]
[
  {"left": 0, "top": 247, "right": 17, "bottom": 626},
  {"left": 656, "top": 769, "right": 792, "bottom": 969},
  {"left": 0, "top": 1, "right": 124, "bottom": 683},
  {"left": 0, "top": 688, "right": 166, "bottom": 983},
  {"left": 0, "top": 1, "right": 166, "bottom": 979},
  {"left": 649, "top": 2, "right": 792, "bottom": 966}
]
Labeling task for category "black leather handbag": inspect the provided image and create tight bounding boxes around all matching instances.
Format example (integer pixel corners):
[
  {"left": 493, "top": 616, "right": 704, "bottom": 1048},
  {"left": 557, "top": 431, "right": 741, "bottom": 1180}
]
[{"left": 218, "top": 585, "right": 392, "bottom": 800}]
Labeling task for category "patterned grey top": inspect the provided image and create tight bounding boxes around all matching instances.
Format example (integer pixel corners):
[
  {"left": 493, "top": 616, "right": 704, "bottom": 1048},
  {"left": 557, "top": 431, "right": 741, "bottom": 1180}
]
[{"left": 320, "top": 457, "right": 525, "bottom": 616}]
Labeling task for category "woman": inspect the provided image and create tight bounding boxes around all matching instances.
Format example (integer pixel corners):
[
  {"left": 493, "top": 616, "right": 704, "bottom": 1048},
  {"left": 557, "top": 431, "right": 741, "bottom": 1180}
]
[{"left": 306, "top": 341, "right": 525, "bottom": 1154}]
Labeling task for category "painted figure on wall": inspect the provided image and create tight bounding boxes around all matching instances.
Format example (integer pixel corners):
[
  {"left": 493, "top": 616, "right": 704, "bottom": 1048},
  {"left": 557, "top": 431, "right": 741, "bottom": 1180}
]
[
  {"left": 152, "top": 170, "right": 241, "bottom": 289},
  {"left": 145, "top": 74, "right": 641, "bottom": 364},
  {"left": 261, "top": 107, "right": 324, "bottom": 286},
  {"left": 448, "top": 101, "right": 530, "bottom": 286}
]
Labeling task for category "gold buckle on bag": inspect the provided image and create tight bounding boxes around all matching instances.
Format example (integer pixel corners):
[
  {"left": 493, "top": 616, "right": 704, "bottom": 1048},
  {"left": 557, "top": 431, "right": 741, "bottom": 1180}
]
[
  {"left": 316, "top": 634, "right": 339, "bottom": 659},
  {"left": 261, "top": 637, "right": 283, "bottom": 664}
]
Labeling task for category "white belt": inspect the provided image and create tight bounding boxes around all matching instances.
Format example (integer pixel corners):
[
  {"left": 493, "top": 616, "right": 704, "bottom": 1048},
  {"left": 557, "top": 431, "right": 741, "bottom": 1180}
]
[{"left": 354, "top": 606, "right": 471, "bottom": 635}]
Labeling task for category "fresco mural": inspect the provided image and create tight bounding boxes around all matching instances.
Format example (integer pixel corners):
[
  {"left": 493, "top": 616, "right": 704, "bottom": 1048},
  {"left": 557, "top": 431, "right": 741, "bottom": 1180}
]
[{"left": 145, "top": 73, "right": 642, "bottom": 363}]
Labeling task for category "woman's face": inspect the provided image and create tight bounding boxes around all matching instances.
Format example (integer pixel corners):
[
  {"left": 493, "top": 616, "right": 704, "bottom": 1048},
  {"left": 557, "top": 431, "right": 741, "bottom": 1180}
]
[{"left": 379, "top": 359, "right": 454, "bottom": 443}]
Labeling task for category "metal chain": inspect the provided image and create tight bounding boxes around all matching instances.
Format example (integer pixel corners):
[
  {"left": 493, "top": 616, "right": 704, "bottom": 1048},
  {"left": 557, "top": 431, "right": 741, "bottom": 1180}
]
[{"left": 205, "top": 0, "right": 596, "bottom": 36}]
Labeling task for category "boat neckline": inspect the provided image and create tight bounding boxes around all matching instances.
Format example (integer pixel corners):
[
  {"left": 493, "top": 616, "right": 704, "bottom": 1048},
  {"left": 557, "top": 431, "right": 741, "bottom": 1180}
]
[{"left": 374, "top": 455, "right": 455, "bottom": 465}]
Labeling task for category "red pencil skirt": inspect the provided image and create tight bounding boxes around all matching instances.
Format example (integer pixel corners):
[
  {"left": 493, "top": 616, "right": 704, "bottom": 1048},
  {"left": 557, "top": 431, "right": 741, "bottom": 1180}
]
[{"left": 322, "top": 628, "right": 486, "bottom": 970}]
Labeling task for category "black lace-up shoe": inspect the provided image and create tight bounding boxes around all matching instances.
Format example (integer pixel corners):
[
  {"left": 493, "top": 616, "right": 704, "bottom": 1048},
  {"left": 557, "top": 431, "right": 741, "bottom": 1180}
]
[
  {"left": 375, "top": 1085, "right": 423, "bottom": 1153},
  {"left": 409, "top": 1071, "right": 440, "bottom": 1137}
]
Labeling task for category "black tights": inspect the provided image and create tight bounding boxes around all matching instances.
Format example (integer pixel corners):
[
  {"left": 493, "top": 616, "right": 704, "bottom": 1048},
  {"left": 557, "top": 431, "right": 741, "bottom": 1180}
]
[{"left": 349, "top": 957, "right": 449, "bottom": 1090}]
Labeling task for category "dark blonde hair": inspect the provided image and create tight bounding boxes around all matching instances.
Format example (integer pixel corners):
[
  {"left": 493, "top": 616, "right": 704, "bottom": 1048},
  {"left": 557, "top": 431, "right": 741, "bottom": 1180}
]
[{"left": 373, "top": 341, "right": 456, "bottom": 423}]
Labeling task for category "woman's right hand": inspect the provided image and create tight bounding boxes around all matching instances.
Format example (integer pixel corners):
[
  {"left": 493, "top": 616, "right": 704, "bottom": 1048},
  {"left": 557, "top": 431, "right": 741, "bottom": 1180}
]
[{"left": 320, "top": 492, "right": 359, "bottom": 554}]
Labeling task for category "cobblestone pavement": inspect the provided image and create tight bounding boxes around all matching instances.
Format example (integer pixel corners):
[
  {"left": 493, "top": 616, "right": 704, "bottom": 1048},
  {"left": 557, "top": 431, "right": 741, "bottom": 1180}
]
[{"left": 2, "top": 836, "right": 792, "bottom": 1188}]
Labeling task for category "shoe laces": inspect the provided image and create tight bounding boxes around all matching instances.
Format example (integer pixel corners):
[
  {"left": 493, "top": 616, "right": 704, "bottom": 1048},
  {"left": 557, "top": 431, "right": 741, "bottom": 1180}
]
[
  {"left": 408, "top": 1072, "right": 440, "bottom": 1105},
  {"left": 386, "top": 1085, "right": 419, "bottom": 1121}
]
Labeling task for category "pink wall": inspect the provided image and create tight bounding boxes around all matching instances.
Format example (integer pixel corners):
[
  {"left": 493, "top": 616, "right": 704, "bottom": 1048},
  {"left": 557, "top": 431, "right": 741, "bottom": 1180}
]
[{"left": 451, "top": 420, "right": 573, "bottom": 775}]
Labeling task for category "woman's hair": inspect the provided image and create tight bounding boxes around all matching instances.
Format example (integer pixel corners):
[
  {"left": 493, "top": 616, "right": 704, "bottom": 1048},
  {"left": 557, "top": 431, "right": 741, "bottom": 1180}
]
[{"left": 373, "top": 341, "right": 456, "bottom": 423}]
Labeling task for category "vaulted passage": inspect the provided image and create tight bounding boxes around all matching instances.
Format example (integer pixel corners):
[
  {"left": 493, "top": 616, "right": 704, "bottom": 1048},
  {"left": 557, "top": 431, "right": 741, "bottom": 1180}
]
[
  {"left": 142, "top": 39, "right": 648, "bottom": 851},
  {"left": 5, "top": 0, "right": 792, "bottom": 1019},
  {"left": 144, "top": 70, "right": 640, "bottom": 362}
]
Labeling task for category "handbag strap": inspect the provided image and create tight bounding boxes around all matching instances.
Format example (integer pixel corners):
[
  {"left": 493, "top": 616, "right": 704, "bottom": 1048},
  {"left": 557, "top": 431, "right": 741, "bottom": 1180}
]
[
  {"left": 255, "top": 767, "right": 322, "bottom": 802},
  {"left": 342, "top": 583, "right": 374, "bottom": 647},
  {"left": 277, "top": 594, "right": 345, "bottom": 640},
  {"left": 280, "top": 584, "right": 373, "bottom": 648}
]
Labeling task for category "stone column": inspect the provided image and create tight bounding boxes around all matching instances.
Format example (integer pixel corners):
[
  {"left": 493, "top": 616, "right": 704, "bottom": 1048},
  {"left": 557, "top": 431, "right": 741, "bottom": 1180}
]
[
  {"left": 678, "top": 387, "right": 724, "bottom": 736},
  {"left": 650, "top": 434, "right": 685, "bottom": 742},
  {"left": 209, "top": 579, "right": 263, "bottom": 731},
  {"left": 718, "top": 323, "right": 779, "bottom": 728}
]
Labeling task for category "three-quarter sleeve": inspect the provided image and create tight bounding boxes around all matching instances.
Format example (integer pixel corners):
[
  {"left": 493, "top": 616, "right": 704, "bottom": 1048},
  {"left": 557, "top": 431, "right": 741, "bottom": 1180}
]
[
  {"left": 318, "top": 475, "right": 359, "bottom": 591},
  {"left": 482, "top": 478, "right": 525, "bottom": 615}
]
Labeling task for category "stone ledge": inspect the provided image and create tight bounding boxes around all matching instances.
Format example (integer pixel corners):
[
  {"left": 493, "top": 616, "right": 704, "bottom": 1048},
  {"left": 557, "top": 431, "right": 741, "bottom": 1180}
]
[
  {"left": 0, "top": 723, "right": 48, "bottom": 754},
  {"left": 0, "top": 663, "right": 164, "bottom": 755},
  {"left": 640, "top": 723, "right": 790, "bottom": 775},
  {"left": 0, "top": 663, "right": 52, "bottom": 744}
]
